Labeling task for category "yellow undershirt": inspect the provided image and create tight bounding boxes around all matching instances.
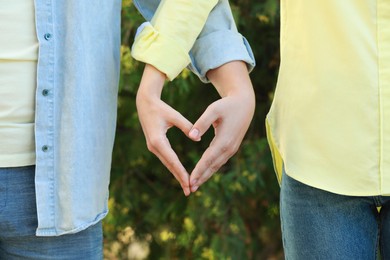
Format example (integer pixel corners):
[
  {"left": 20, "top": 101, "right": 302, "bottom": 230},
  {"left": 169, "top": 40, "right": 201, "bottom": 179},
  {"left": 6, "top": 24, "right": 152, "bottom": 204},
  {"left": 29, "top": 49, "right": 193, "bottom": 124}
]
[{"left": 0, "top": 0, "right": 38, "bottom": 167}]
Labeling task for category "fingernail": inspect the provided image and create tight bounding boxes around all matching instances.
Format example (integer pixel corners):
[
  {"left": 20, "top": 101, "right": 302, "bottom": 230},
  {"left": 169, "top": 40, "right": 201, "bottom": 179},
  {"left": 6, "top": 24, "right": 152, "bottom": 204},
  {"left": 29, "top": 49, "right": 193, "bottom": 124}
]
[
  {"left": 191, "top": 186, "right": 199, "bottom": 192},
  {"left": 189, "top": 128, "right": 200, "bottom": 141}
]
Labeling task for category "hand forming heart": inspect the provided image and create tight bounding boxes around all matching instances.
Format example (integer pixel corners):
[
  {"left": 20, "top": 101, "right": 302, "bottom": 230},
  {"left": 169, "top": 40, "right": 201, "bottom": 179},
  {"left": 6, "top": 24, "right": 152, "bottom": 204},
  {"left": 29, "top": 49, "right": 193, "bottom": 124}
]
[{"left": 136, "top": 62, "right": 255, "bottom": 196}]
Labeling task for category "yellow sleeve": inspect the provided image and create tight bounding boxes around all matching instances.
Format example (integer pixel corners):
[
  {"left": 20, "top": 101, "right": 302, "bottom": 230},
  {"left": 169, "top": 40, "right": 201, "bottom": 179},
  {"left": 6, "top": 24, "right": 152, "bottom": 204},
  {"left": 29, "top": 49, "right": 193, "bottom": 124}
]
[{"left": 131, "top": 0, "right": 218, "bottom": 81}]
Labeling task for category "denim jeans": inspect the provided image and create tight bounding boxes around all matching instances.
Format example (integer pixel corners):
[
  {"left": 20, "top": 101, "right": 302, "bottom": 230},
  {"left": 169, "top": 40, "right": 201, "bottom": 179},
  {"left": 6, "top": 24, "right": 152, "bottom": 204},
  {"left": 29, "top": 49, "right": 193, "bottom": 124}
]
[
  {"left": 280, "top": 171, "right": 390, "bottom": 260},
  {"left": 0, "top": 166, "right": 103, "bottom": 259}
]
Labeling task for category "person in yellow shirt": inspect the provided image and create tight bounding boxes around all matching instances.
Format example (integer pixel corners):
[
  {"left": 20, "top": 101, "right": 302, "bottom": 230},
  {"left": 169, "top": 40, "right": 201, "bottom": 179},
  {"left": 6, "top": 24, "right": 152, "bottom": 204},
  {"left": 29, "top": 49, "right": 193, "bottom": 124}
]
[
  {"left": 136, "top": 0, "right": 390, "bottom": 258},
  {"left": 265, "top": 1, "right": 390, "bottom": 259}
]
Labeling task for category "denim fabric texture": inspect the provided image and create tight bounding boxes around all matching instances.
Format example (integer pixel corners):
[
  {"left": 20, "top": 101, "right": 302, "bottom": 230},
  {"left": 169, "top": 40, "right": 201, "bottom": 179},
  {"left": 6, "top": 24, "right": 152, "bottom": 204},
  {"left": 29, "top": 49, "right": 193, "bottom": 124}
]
[
  {"left": 0, "top": 166, "right": 103, "bottom": 259},
  {"left": 33, "top": 0, "right": 121, "bottom": 236},
  {"left": 280, "top": 170, "right": 390, "bottom": 259},
  {"left": 33, "top": 0, "right": 254, "bottom": 236}
]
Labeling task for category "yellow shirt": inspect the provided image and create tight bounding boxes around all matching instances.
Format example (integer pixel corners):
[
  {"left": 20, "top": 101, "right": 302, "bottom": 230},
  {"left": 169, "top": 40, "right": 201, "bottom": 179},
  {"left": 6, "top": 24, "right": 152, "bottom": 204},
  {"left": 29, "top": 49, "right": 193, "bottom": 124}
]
[
  {"left": 131, "top": 0, "right": 218, "bottom": 80},
  {"left": 267, "top": 0, "right": 390, "bottom": 196},
  {"left": 0, "top": 0, "right": 38, "bottom": 167}
]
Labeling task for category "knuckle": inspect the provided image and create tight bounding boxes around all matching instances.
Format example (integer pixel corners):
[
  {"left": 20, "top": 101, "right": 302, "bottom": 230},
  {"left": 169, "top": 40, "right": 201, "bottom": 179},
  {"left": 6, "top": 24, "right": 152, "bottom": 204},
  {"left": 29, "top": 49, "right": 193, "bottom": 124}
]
[
  {"left": 204, "top": 159, "right": 220, "bottom": 173},
  {"left": 146, "top": 142, "right": 155, "bottom": 153},
  {"left": 209, "top": 164, "right": 220, "bottom": 173},
  {"left": 206, "top": 103, "right": 220, "bottom": 117},
  {"left": 167, "top": 160, "right": 179, "bottom": 171},
  {"left": 230, "top": 144, "right": 240, "bottom": 156},
  {"left": 220, "top": 144, "right": 230, "bottom": 154},
  {"left": 204, "top": 159, "right": 213, "bottom": 168},
  {"left": 220, "top": 141, "right": 239, "bottom": 157},
  {"left": 146, "top": 137, "right": 164, "bottom": 152}
]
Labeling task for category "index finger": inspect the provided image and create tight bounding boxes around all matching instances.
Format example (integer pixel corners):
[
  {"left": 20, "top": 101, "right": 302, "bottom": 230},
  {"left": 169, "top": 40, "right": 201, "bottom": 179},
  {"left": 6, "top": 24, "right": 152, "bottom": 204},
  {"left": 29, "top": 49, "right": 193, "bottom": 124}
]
[
  {"left": 190, "top": 130, "right": 239, "bottom": 192},
  {"left": 148, "top": 135, "right": 191, "bottom": 196}
]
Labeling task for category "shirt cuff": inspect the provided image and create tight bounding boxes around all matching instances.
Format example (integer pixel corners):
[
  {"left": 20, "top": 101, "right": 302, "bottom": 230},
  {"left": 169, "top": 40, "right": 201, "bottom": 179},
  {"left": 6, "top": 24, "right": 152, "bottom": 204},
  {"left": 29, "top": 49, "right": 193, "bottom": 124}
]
[
  {"left": 131, "top": 22, "right": 191, "bottom": 81},
  {"left": 188, "top": 30, "right": 256, "bottom": 83}
]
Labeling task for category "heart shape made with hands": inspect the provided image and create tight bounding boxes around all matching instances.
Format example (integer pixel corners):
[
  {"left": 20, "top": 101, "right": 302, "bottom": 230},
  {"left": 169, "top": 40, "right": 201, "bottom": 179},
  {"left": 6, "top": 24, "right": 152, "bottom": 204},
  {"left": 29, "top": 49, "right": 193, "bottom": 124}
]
[
  {"left": 139, "top": 98, "right": 252, "bottom": 196},
  {"left": 136, "top": 60, "right": 255, "bottom": 196},
  {"left": 165, "top": 125, "right": 217, "bottom": 196},
  {"left": 162, "top": 110, "right": 234, "bottom": 196},
  {"left": 135, "top": 60, "right": 257, "bottom": 196}
]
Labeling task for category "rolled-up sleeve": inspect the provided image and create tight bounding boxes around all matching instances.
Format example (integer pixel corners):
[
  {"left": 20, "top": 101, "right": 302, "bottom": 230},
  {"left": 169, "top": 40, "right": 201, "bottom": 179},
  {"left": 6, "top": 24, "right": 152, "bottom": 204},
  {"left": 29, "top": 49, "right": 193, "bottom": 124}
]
[
  {"left": 188, "top": 0, "right": 256, "bottom": 83},
  {"left": 131, "top": 0, "right": 218, "bottom": 81}
]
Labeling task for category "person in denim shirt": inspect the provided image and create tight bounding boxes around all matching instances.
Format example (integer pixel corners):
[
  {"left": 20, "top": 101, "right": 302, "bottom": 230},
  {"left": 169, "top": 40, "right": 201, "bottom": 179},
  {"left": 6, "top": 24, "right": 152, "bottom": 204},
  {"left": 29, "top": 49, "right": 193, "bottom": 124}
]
[{"left": 0, "top": 0, "right": 255, "bottom": 258}]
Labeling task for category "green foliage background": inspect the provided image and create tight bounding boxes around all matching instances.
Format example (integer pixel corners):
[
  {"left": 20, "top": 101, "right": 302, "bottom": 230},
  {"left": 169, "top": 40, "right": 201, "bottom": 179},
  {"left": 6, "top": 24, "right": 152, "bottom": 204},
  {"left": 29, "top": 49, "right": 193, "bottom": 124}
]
[{"left": 104, "top": 0, "right": 282, "bottom": 259}]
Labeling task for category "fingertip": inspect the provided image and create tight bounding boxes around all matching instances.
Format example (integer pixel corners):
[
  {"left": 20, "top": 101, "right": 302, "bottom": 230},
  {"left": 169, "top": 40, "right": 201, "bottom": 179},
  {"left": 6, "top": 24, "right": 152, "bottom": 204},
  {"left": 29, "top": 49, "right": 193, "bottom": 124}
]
[
  {"left": 191, "top": 186, "right": 199, "bottom": 192},
  {"left": 184, "top": 188, "right": 191, "bottom": 196},
  {"left": 189, "top": 176, "right": 199, "bottom": 192},
  {"left": 189, "top": 128, "right": 201, "bottom": 141}
]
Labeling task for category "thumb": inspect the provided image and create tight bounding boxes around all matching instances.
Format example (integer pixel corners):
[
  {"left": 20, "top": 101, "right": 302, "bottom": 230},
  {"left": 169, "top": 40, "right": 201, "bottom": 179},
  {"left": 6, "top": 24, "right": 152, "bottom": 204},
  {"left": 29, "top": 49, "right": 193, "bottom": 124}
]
[
  {"left": 189, "top": 105, "right": 220, "bottom": 141},
  {"left": 167, "top": 107, "right": 193, "bottom": 136}
]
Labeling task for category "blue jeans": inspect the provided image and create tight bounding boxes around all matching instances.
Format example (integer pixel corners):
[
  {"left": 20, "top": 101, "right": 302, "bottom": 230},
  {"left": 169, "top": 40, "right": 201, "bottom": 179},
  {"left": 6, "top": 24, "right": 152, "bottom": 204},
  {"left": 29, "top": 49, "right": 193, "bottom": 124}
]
[
  {"left": 281, "top": 171, "right": 390, "bottom": 260},
  {"left": 0, "top": 166, "right": 103, "bottom": 259}
]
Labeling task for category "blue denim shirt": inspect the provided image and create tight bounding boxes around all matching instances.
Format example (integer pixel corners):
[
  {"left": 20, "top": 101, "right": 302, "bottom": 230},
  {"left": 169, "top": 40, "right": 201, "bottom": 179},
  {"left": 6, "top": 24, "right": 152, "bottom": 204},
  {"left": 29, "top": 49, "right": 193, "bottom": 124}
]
[
  {"left": 34, "top": 0, "right": 255, "bottom": 236},
  {"left": 133, "top": 0, "right": 255, "bottom": 82}
]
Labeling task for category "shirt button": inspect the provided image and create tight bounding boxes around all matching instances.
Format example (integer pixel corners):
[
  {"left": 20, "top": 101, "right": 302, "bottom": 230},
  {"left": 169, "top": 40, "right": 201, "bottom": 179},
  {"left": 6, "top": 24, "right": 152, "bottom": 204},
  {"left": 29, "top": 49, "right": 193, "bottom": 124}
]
[
  {"left": 44, "top": 33, "right": 52, "bottom": 41},
  {"left": 42, "top": 89, "right": 50, "bottom": 96},
  {"left": 42, "top": 145, "right": 49, "bottom": 152}
]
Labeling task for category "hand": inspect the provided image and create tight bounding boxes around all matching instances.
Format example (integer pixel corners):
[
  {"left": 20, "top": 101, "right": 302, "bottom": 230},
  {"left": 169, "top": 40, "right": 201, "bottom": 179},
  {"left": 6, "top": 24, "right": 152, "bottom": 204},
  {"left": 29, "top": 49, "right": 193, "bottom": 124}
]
[
  {"left": 136, "top": 64, "right": 193, "bottom": 196},
  {"left": 188, "top": 61, "right": 255, "bottom": 192}
]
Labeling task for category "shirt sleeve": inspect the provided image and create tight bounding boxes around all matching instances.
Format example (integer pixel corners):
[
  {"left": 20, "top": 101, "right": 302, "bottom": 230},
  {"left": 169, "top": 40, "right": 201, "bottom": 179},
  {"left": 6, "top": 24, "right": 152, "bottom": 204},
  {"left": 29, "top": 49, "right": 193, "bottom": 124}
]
[
  {"left": 188, "top": 0, "right": 256, "bottom": 83},
  {"left": 131, "top": 0, "right": 218, "bottom": 81}
]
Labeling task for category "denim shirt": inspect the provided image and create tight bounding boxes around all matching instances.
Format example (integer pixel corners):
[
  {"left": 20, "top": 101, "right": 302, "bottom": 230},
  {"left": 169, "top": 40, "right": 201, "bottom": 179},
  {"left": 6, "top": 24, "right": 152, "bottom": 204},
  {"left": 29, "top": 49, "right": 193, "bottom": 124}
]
[
  {"left": 34, "top": 0, "right": 255, "bottom": 236},
  {"left": 133, "top": 0, "right": 255, "bottom": 82}
]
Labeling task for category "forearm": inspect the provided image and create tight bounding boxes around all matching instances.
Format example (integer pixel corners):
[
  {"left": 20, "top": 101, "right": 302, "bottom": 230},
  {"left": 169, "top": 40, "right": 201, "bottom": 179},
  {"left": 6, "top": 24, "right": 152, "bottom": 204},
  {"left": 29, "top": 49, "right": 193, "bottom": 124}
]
[
  {"left": 132, "top": 0, "right": 218, "bottom": 80},
  {"left": 137, "top": 64, "right": 166, "bottom": 100}
]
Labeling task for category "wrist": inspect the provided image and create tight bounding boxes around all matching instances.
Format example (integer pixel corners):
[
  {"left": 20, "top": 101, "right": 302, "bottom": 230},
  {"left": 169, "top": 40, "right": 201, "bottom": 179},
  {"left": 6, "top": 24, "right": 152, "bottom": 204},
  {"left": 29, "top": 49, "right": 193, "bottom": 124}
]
[
  {"left": 138, "top": 64, "right": 166, "bottom": 99},
  {"left": 207, "top": 61, "right": 254, "bottom": 98}
]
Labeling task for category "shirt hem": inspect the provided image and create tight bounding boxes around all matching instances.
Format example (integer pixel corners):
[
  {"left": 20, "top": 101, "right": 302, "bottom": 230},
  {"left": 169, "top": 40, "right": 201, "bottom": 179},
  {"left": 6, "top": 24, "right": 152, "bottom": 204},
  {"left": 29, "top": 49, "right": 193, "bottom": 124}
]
[
  {"left": 0, "top": 154, "right": 36, "bottom": 168},
  {"left": 35, "top": 210, "right": 108, "bottom": 237},
  {"left": 265, "top": 117, "right": 384, "bottom": 197}
]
